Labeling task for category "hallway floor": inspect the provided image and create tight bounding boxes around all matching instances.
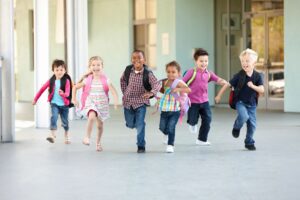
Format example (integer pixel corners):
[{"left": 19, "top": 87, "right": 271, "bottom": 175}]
[{"left": 1, "top": 107, "right": 300, "bottom": 200}]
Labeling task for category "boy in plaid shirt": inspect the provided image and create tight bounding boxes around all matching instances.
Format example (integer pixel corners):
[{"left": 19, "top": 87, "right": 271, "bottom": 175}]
[{"left": 120, "top": 50, "right": 161, "bottom": 153}]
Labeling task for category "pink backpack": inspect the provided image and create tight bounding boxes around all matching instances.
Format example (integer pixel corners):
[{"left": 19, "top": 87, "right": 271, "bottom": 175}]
[{"left": 170, "top": 79, "right": 191, "bottom": 124}]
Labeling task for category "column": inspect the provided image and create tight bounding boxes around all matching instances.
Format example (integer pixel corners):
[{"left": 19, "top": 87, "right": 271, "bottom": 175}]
[
  {"left": 34, "top": 0, "right": 50, "bottom": 128},
  {"left": 0, "top": 0, "right": 15, "bottom": 142}
]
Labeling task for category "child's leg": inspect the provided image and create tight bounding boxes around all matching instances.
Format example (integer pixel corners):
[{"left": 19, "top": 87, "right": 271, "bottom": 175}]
[
  {"left": 198, "top": 102, "right": 212, "bottom": 142},
  {"left": 159, "top": 112, "right": 168, "bottom": 135},
  {"left": 233, "top": 102, "right": 249, "bottom": 130},
  {"left": 59, "top": 106, "right": 70, "bottom": 144},
  {"left": 166, "top": 111, "right": 180, "bottom": 146},
  {"left": 124, "top": 107, "right": 136, "bottom": 129},
  {"left": 48, "top": 104, "right": 59, "bottom": 143},
  {"left": 187, "top": 103, "right": 200, "bottom": 126},
  {"left": 95, "top": 119, "right": 103, "bottom": 151},
  {"left": 245, "top": 106, "right": 256, "bottom": 145},
  {"left": 83, "top": 110, "right": 97, "bottom": 145},
  {"left": 135, "top": 105, "right": 146, "bottom": 149}
]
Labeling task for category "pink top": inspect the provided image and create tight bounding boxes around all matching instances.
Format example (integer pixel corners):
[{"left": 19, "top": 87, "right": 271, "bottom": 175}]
[
  {"left": 182, "top": 68, "right": 219, "bottom": 103},
  {"left": 34, "top": 79, "right": 71, "bottom": 105}
]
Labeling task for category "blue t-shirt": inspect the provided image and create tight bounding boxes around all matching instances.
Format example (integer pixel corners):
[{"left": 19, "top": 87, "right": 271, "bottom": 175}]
[
  {"left": 51, "top": 80, "right": 64, "bottom": 106},
  {"left": 229, "top": 71, "right": 263, "bottom": 106}
]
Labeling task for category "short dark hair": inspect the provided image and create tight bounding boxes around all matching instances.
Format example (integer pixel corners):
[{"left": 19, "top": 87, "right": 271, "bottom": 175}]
[
  {"left": 193, "top": 48, "right": 209, "bottom": 61},
  {"left": 165, "top": 60, "right": 181, "bottom": 73},
  {"left": 132, "top": 49, "right": 145, "bottom": 59},
  {"left": 52, "top": 59, "right": 67, "bottom": 72}
]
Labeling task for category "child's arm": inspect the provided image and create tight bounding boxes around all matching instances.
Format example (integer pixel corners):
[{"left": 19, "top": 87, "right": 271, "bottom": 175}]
[
  {"left": 32, "top": 80, "right": 50, "bottom": 105},
  {"left": 72, "top": 82, "right": 85, "bottom": 107},
  {"left": 78, "top": 70, "right": 92, "bottom": 84},
  {"left": 216, "top": 77, "right": 228, "bottom": 86},
  {"left": 59, "top": 79, "right": 71, "bottom": 98},
  {"left": 171, "top": 80, "right": 191, "bottom": 94},
  {"left": 247, "top": 82, "right": 264, "bottom": 94},
  {"left": 143, "top": 73, "right": 161, "bottom": 98},
  {"left": 109, "top": 83, "right": 119, "bottom": 109},
  {"left": 215, "top": 82, "right": 231, "bottom": 104}
]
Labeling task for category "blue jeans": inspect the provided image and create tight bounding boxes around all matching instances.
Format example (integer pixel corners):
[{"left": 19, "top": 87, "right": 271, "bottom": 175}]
[
  {"left": 234, "top": 101, "right": 256, "bottom": 145},
  {"left": 159, "top": 111, "right": 180, "bottom": 146},
  {"left": 124, "top": 105, "right": 146, "bottom": 147},
  {"left": 187, "top": 102, "right": 212, "bottom": 142},
  {"left": 50, "top": 103, "right": 69, "bottom": 131}
]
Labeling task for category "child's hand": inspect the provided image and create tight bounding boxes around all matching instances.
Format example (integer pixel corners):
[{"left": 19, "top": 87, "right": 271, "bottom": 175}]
[
  {"left": 142, "top": 92, "right": 154, "bottom": 99},
  {"left": 72, "top": 99, "right": 79, "bottom": 107},
  {"left": 171, "top": 88, "right": 181, "bottom": 93},
  {"left": 247, "top": 81, "right": 254, "bottom": 89},
  {"left": 214, "top": 95, "right": 221, "bottom": 104},
  {"left": 114, "top": 104, "right": 118, "bottom": 110},
  {"left": 32, "top": 100, "right": 36, "bottom": 105},
  {"left": 59, "top": 89, "right": 64, "bottom": 96}
]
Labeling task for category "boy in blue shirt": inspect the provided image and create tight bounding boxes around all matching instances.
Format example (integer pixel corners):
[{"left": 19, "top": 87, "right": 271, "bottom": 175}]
[{"left": 215, "top": 48, "right": 264, "bottom": 150}]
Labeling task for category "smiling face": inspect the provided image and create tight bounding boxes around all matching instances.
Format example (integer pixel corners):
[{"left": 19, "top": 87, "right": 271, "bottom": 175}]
[
  {"left": 89, "top": 59, "right": 103, "bottom": 76},
  {"left": 240, "top": 54, "right": 256, "bottom": 73},
  {"left": 166, "top": 65, "right": 180, "bottom": 81},
  {"left": 131, "top": 52, "right": 145, "bottom": 71},
  {"left": 53, "top": 65, "right": 66, "bottom": 79},
  {"left": 195, "top": 55, "right": 209, "bottom": 70}
]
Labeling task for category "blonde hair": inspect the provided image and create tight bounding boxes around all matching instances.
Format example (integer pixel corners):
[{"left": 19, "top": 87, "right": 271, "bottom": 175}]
[
  {"left": 239, "top": 48, "right": 258, "bottom": 62},
  {"left": 88, "top": 56, "right": 103, "bottom": 67}
]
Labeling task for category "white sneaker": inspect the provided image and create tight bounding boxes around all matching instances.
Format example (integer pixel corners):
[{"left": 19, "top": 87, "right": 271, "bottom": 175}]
[
  {"left": 163, "top": 134, "right": 168, "bottom": 144},
  {"left": 189, "top": 125, "right": 198, "bottom": 133},
  {"left": 196, "top": 139, "right": 211, "bottom": 146},
  {"left": 166, "top": 145, "right": 174, "bottom": 153}
]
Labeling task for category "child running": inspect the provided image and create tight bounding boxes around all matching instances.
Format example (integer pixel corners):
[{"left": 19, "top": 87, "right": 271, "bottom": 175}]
[
  {"left": 158, "top": 61, "right": 191, "bottom": 153},
  {"left": 72, "top": 56, "right": 118, "bottom": 152},
  {"left": 215, "top": 48, "right": 264, "bottom": 151},
  {"left": 32, "top": 59, "right": 73, "bottom": 144},
  {"left": 120, "top": 50, "right": 161, "bottom": 153},
  {"left": 183, "top": 48, "right": 227, "bottom": 145}
]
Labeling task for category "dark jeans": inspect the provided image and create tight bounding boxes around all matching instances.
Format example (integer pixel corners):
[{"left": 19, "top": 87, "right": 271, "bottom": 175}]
[
  {"left": 159, "top": 111, "right": 180, "bottom": 146},
  {"left": 124, "top": 105, "right": 146, "bottom": 148},
  {"left": 187, "top": 102, "right": 212, "bottom": 142},
  {"left": 50, "top": 103, "right": 69, "bottom": 131}
]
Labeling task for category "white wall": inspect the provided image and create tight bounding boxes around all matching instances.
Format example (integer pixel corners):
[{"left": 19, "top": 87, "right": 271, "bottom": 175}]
[{"left": 284, "top": 0, "right": 300, "bottom": 112}]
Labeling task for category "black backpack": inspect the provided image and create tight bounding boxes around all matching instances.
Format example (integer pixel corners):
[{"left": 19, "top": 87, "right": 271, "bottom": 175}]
[
  {"left": 123, "top": 64, "right": 152, "bottom": 91},
  {"left": 49, "top": 74, "right": 74, "bottom": 108}
]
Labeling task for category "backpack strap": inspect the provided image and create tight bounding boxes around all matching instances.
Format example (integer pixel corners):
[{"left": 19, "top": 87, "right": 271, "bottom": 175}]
[
  {"left": 143, "top": 65, "right": 152, "bottom": 91},
  {"left": 186, "top": 68, "right": 197, "bottom": 86},
  {"left": 186, "top": 67, "right": 211, "bottom": 86},
  {"left": 99, "top": 74, "right": 109, "bottom": 97},
  {"left": 124, "top": 65, "right": 132, "bottom": 86}
]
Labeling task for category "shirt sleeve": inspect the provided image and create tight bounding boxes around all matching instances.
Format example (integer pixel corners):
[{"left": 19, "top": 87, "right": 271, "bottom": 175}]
[
  {"left": 256, "top": 73, "right": 264, "bottom": 86},
  {"left": 33, "top": 80, "right": 50, "bottom": 102},
  {"left": 182, "top": 69, "right": 194, "bottom": 83},
  {"left": 208, "top": 71, "right": 219, "bottom": 82},
  {"left": 148, "top": 72, "right": 161, "bottom": 96},
  {"left": 120, "top": 72, "right": 126, "bottom": 94}
]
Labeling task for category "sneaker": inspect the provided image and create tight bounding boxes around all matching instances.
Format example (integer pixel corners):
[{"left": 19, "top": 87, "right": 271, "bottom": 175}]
[
  {"left": 46, "top": 136, "right": 55, "bottom": 143},
  {"left": 163, "top": 134, "right": 168, "bottom": 144},
  {"left": 232, "top": 128, "right": 240, "bottom": 138},
  {"left": 245, "top": 144, "right": 256, "bottom": 151},
  {"left": 189, "top": 125, "right": 198, "bottom": 133},
  {"left": 166, "top": 145, "right": 174, "bottom": 153},
  {"left": 137, "top": 146, "right": 146, "bottom": 153},
  {"left": 196, "top": 139, "right": 211, "bottom": 146}
]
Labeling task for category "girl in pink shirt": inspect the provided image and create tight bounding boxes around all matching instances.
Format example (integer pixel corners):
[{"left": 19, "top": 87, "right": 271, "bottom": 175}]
[{"left": 72, "top": 56, "right": 118, "bottom": 152}]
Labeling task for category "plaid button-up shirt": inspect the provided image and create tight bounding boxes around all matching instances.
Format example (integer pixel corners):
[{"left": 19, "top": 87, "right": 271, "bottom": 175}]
[{"left": 120, "top": 67, "right": 161, "bottom": 109}]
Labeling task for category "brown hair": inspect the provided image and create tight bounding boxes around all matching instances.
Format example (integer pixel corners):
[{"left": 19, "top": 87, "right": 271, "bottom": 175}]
[
  {"left": 193, "top": 48, "right": 209, "bottom": 61},
  {"left": 165, "top": 60, "right": 181, "bottom": 73},
  {"left": 52, "top": 59, "right": 67, "bottom": 72}
]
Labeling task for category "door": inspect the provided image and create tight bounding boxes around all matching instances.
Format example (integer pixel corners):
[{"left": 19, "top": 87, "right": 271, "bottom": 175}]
[{"left": 243, "top": 10, "right": 284, "bottom": 110}]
